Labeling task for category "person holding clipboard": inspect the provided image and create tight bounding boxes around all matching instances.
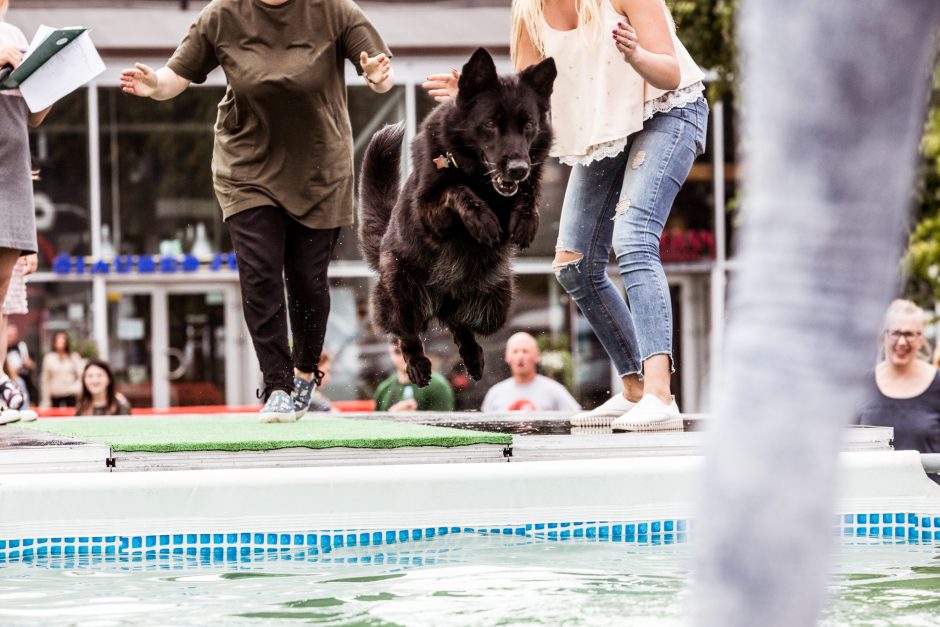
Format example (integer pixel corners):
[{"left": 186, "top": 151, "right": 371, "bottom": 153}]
[
  {"left": 120, "top": 0, "right": 395, "bottom": 423},
  {"left": 0, "top": 0, "right": 51, "bottom": 417}
]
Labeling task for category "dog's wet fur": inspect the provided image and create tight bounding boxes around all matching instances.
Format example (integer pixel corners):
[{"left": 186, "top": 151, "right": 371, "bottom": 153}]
[{"left": 359, "top": 48, "right": 557, "bottom": 386}]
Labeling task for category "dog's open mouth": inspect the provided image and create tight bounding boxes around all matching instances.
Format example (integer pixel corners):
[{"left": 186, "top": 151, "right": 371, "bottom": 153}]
[{"left": 493, "top": 175, "right": 520, "bottom": 197}]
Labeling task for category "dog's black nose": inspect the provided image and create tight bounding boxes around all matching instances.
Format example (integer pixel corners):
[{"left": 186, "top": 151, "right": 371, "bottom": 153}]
[{"left": 506, "top": 160, "right": 530, "bottom": 182}]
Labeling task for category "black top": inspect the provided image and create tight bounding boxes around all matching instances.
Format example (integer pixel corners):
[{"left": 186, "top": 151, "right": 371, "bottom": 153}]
[{"left": 858, "top": 370, "right": 940, "bottom": 483}]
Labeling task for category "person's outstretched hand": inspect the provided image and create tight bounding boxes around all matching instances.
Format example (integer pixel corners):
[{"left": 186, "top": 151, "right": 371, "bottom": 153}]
[
  {"left": 360, "top": 51, "right": 391, "bottom": 85},
  {"left": 120, "top": 63, "right": 158, "bottom": 97},
  {"left": 422, "top": 69, "right": 460, "bottom": 103}
]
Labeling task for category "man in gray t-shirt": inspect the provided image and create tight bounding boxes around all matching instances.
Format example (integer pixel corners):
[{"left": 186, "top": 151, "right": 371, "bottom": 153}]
[{"left": 481, "top": 333, "right": 581, "bottom": 412}]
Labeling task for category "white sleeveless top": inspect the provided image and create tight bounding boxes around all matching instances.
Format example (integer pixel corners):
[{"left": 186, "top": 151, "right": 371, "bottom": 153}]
[{"left": 540, "top": 0, "right": 705, "bottom": 165}]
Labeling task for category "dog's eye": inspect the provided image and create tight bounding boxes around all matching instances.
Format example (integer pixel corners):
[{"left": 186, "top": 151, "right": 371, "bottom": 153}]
[
  {"left": 483, "top": 120, "right": 497, "bottom": 130},
  {"left": 524, "top": 121, "right": 535, "bottom": 132}
]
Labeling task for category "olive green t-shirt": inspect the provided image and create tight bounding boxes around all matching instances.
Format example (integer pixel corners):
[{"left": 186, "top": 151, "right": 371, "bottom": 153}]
[{"left": 167, "top": 0, "right": 391, "bottom": 228}]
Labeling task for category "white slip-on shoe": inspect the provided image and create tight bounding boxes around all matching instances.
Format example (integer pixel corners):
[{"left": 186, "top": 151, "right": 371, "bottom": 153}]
[
  {"left": 0, "top": 408, "right": 21, "bottom": 425},
  {"left": 18, "top": 409, "right": 38, "bottom": 422},
  {"left": 611, "top": 394, "right": 682, "bottom": 432},
  {"left": 570, "top": 393, "right": 637, "bottom": 427}
]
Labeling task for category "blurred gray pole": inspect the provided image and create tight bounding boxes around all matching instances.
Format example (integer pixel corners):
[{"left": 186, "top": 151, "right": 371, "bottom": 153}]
[{"left": 692, "top": 2, "right": 940, "bottom": 626}]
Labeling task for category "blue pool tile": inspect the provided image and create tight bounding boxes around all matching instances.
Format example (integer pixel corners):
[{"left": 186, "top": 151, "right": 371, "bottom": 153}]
[
  {"left": 934, "top": 517, "right": 940, "bottom": 528},
  {"left": 651, "top": 522, "right": 661, "bottom": 533},
  {"left": 921, "top": 517, "right": 932, "bottom": 528},
  {"left": 279, "top": 534, "right": 290, "bottom": 546},
  {"left": 105, "top": 545, "right": 116, "bottom": 555},
  {"left": 869, "top": 514, "right": 879, "bottom": 524},
  {"left": 399, "top": 530, "right": 408, "bottom": 542},
  {"left": 515, "top": 528, "right": 525, "bottom": 536},
  {"left": 333, "top": 535, "right": 344, "bottom": 547},
  {"left": 173, "top": 534, "right": 183, "bottom": 545},
  {"left": 186, "top": 534, "right": 197, "bottom": 544},
  {"left": 548, "top": 523, "right": 558, "bottom": 529},
  {"left": 307, "top": 534, "right": 318, "bottom": 546},
  {"left": 227, "top": 534, "right": 238, "bottom": 543},
  {"left": 145, "top": 536, "right": 155, "bottom": 548},
  {"left": 200, "top": 534, "right": 211, "bottom": 544},
  {"left": 426, "top": 528, "right": 436, "bottom": 538},
  {"left": 586, "top": 527, "right": 596, "bottom": 538},
  {"left": 345, "top": 534, "right": 357, "bottom": 546},
  {"left": 626, "top": 524, "right": 636, "bottom": 535},
  {"left": 64, "top": 537, "right": 75, "bottom": 544},
  {"left": 895, "top": 513, "right": 905, "bottom": 523},
  {"left": 638, "top": 523, "right": 649, "bottom": 534},
  {"left": 501, "top": 528, "right": 512, "bottom": 535},
  {"left": 843, "top": 514, "right": 853, "bottom": 524},
  {"left": 22, "top": 539, "right": 33, "bottom": 547},
  {"left": 883, "top": 528, "right": 894, "bottom": 537},
  {"left": 160, "top": 535, "right": 170, "bottom": 546},
  {"left": 599, "top": 526, "right": 609, "bottom": 538},
  {"left": 266, "top": 533, "right": 277, "bottom": 545},
  {"left": 131, "top": 537, "right": 142, "bottom": 549},
  {"left": 574, "top": 528, "right": 584, "bottom": 538},
  {"left": 535, "top": 524, "right": 545, "bottom": 530},
  {"left": 857, "top": 514, "right": 867, "bottom": 524},
  {"left": 908, "top": 513, "right": 917, "bottom": 524},
  {"left": 908, "top": 528, "right": 919, "bottom": 540},
  {"left": 386, "top": 531, "right": 396, "bottom": 543},
  {"left": 560, "top": 530, "right": 570, "bottom": 539},
  {"left": 934, "top": 531, "right": 940, "bottom": 541},
  {"left": 360, "top": 533, "right": 371, "bottom": 545},
  {"left": 857, "top": 528, "right": 867, "bottom": 537},
  {"left": 896, "top": 526, "right": 905, "bottom": 536},
  {"left": 241, "top": 533, "right": 251, "bottom": 544},
  {"left": 665, "top": 520, "right": 675, "bottom": 532}
]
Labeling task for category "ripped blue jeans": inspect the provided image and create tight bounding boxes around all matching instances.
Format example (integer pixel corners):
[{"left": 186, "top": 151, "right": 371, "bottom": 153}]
[{"left": 554, "top": 97, "right": 707, "bottom": 377}]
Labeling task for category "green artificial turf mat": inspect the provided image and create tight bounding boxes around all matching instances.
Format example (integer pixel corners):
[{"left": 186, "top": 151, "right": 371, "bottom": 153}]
[{"left": 17, "top": 415, "right": 511, "bottom": 453}]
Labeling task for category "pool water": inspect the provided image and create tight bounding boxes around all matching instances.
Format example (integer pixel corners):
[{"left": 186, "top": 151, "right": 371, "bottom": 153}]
[{"left": 0, "top": 535, "right": 937, "bottom": 626}]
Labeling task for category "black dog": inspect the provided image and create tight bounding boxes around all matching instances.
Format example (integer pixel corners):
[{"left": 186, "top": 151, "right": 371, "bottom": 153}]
[{"left": 358, "top": 48, "right": 557, "bottom": 387}]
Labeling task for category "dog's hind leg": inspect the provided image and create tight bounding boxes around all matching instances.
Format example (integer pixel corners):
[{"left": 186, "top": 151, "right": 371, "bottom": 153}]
[
  {"left": 450, "top": 327, "right": 485, "bottom": 381},
  {"left": 399, "top": 335, "right": 433, "bottom": 388}
]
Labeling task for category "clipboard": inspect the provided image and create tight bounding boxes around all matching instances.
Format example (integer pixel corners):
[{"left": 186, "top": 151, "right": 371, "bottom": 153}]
[{"left": 0, "top": 27, "right": 87, "bottom": 90}]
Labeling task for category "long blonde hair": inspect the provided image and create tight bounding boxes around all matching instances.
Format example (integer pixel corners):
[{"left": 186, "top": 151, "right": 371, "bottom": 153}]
[
  {"left": 0, "top": 0, "right": 8, "bottom": 20},
  {"left": 510, "top": 0, "right": 603, "bottom": 65}
]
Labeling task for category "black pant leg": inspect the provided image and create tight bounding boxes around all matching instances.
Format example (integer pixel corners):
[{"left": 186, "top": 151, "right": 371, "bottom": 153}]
[
  {"left": 226, "top": 206, "right": 293, "bottom": 394},
  {"left": 283, "top": 223, "right": 340, "bottom": 377}
]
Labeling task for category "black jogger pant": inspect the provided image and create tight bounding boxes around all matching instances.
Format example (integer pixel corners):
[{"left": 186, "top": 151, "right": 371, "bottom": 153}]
[{"left": 226, "top": 206, "right": 340, "bottom": 395}]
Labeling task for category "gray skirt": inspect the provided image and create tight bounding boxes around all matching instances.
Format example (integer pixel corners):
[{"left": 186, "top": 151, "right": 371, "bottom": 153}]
[{"left": 0, "top": 93, "right": 38, "bottom": 254}]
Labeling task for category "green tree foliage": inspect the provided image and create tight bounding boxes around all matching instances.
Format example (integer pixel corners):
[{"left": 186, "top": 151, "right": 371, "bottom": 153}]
[
  {"left": 666, "top": 0, "right": 737, "bottom": 96},
  {"left": 902, "top": 68, "right": 940, "bottom": 307}
]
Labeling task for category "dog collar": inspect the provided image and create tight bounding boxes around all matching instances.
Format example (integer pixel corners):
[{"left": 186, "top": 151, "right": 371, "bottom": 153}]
[{"left": 433, "top": 152, "right": 459, "bottom": 170}]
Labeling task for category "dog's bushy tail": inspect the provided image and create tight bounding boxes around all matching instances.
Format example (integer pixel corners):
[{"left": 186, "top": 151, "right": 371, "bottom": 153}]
[{"left": 358, "top": 123, "right": 405, "bottom": 271}]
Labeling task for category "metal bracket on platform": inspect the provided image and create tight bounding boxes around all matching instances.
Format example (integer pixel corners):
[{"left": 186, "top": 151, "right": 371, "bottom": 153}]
[
  {"left": 105, "top": 457, "right": 116, "bottom": 469},
  {"left": 503, "top": 447, "right": 513, "bottom": 459}
]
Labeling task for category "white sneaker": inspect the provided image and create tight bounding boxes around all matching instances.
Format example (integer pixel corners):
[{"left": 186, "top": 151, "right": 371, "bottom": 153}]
[
  {"left": 0, "top": 408, "right": 21, "bottom": 425},
  {"left": 611, "top": 394, "right": 682, "bottom": 432},
  {"left": 18, "top": 409, "right": 37, "bottom": 422},
  {"left": 570, "top": 393, "right": 637, "bottom": 427}
]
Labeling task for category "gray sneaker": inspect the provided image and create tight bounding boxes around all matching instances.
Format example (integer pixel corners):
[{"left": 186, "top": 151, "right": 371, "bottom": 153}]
[
  {"left": 259, "top": 390, "right": 297, "bottom": 423},
  {"left": 292, "top": 375, "right": 315, "bottom": 419}
]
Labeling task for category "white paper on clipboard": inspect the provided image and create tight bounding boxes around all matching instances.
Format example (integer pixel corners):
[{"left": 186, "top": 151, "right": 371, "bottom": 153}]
[{"left": 19, "top": 25, "right": 105, "bottom": 112}]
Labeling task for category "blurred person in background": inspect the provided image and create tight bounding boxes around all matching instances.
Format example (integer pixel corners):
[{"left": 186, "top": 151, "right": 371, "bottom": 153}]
[
  {"left": 857, "top": 299, "right": 940, "bottom": 484},
  {"left": 75, "top": 359, "right": 131, "bottom": 416},
  {"left": 481, "top": 332, "right": 580, "bottom": 412},
  {"left": 374, "top": 338, "right": 454, "bottom": 412},
  {"left": 40, "top": 330, "right": 83, "bottom": 408}
]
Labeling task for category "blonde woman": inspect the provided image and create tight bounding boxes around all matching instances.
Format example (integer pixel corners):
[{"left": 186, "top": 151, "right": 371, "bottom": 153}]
[
  {"left": 425, "top": 0, "right": 707, "bottom": 430},
  {"left": 857, "top": 299, "right": 940, "bottom": 482}
]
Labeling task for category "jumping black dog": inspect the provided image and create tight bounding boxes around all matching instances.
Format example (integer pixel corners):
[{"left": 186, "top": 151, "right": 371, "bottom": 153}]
[{"left": 359, "top": 48, "right": 557, "bottom": 386}]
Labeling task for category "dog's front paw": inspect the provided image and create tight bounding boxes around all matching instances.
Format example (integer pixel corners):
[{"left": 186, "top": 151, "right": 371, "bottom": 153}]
[
  {"left": 462, "top": 208, "right": 502, "bottom": 247},
  {"left": 509, "top": 211, "right": 539, "bottom": 249},
  {"left": 406, "top": 355, "right": 433, "bottom": 387}
]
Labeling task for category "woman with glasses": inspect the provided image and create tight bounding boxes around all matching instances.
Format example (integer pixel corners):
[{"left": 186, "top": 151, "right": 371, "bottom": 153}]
[{"left": 857, "top": 299, "right": 940, "bottom": 483}]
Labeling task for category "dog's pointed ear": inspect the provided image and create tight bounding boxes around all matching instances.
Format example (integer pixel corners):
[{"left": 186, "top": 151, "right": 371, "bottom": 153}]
[
  {"left": 519, "top": 57, "right": 557, "bottom": 106},
  {"left": 457, "top": 48, "right": 499, "bottom": 109}
]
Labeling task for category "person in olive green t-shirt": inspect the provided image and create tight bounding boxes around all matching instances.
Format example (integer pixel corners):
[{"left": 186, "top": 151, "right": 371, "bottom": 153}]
[
  {"left": 374, "top": 339, "right": 455, "bottom": 412},
  {"left": 119, "top": 0, "right": 395, "bottom": 424}
]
